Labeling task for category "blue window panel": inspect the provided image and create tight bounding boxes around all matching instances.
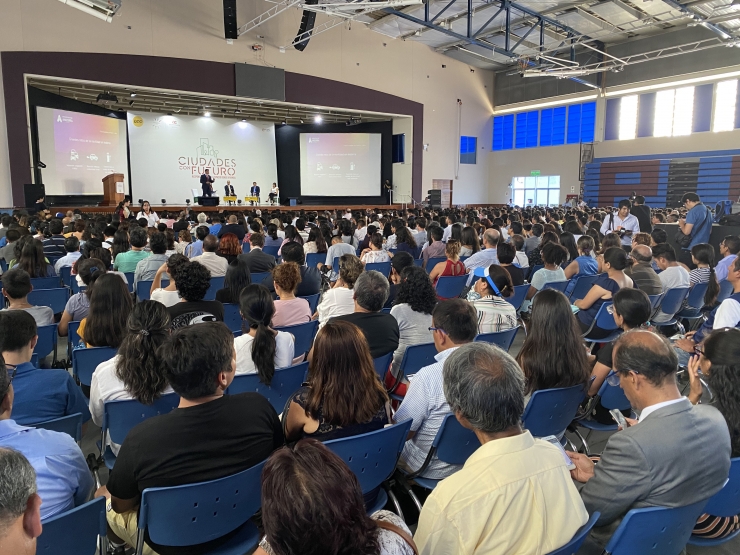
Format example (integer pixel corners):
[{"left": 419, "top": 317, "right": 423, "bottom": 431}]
[
  {"left": 604, "top": 98, "right": 620, "bottom": 141},
  {"left": 693, "top": 83, "right": 713, "bottom": 133},
  {"left": 552, "top": 107, "right": 566, "bottom": 145},
  {"left": 502, "top": 115, "right": 514, "bottom": 150},
  {"left": 580, "top": 102, "right": 596, "bottom": 142},
  {"left": 540, "top": 109, "right": 553, "bottom": 146},
  {"left": 460, "top": 136, "right": 477, "bottom": 164},
  {"left": 515, "top": 112, "right": 528, "bottom": 149},
  {"left": 493, "top": 116, "right": 504, "bottom": 151},
  {"left": 637, "top": 93, "right": 656, "bottom": 138},
  {"left": 567, "top": 104, "right": 582, "bottom": 144},
  {"left": 735, "top": 82, "right": 740, "bottom": 129},
  {"left": 526, "top": 111, "right": 539, "bottom": 148}
]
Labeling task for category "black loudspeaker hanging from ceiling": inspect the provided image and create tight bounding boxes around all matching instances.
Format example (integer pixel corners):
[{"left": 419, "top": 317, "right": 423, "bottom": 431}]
[
  {"left": 294, "top": 0, "right": 319, "bottom": 51},
  {"left": 223, "top": 0, "right": 238, "bottom": 40}
]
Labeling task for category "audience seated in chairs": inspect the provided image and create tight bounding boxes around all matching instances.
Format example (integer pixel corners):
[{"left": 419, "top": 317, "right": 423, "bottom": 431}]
[
  {"left": 414, "top": 342, "right": 589, "bottom": 554},
  {"left": 1, "top": 268, "right": 53, "bottom": 327},
  {"left": 687, "top": 328, "right": 740, "bottom": 538},
  {"left": 688, "top": 243, "right": 720, "bottom": 306},
  {"left": 89, "top": 301, "right": 174, "bottom": 455},
  {"left": 316, "top": 253, "right": 363, "bottom": 329},
  {"left": 277, "top": 225, "right": 303, "bottom": 257},
  {"left": 651, "top": 242, "right": 690, "bottom": 324},
  {"left": 394, "top": 299, "right": 478, "bottom": 479},
  {"left": 333, "top": 270, "right": 399, "bottom": 359},
  {"left": 215, "top": 256, "right": 251, "bottom": 304},
  {"left": 96, "top": 322, "right": 283, "bottom": 555},
  {"left": 302, "top": 226, "right": 327, "bottom": 256},
  {"left": 496, "top": 242, "right": 524, "bottom": 286},
  {"left": 521, "top": 241, "right": 568, "bottom": 313},
  {"left": 624, "top": 244, "right": 662, "bottom": 296},
  {"left": 361, "top": 233, "right": 391, "bottom": 265},
  {"left": 77, "top": 273, "right": 133, "bottom": 348},
  {"left": 0, "top": 448, "right": 43, "bottom": 551},
  {"left": 517, "top": 289, "right": 590, "bottom": 406},
  {"left": 421, "top": 226, "right": 445, "bottom": 269},
  {"left": 468, "top": 264, "right": 517, "bottom": 334},
  {"left": 563, "top": 236, "right": 598, "bottom": 295},
  {"left": 133, "top": 231, "right": 169, "bottom": 289},
  {"left": 234, "top": 284, "right": 295, "bottom": 378},
  {"left": 0, "top": 311, "right": 89, "bottom": 426},
  {"left": 166, "top": 261, "right": 224, "bottom": 329},
  {"left": 0, "top": 354, "right": 93, "bottom": 520},
  {"left": 13, "top": 237, "right": 56, "bottom": 278},
  {"left": 428, "top": 240, "right": 465, "bottom": 288},
  {"left": 255, "top": 438, "right": 415, "bottom": 555},
  {"left": 191, "top": 235, "right": 228, "bottom": 278},
  {"left": 270, "top": 262, "right": 311, "bottom": 328},
  {"left": 385, "top": 251, "right": 414, "bottom": 309},
  {"left": 389, "top": 266, "right": 436, "bottom": 377},
  {"left": 216, "top": 233, "right": 241, "bottom": 266},
  {"left": 262, "top": 242, "right": 322, "bottom": 299},
  {"left": 463, "top": 229, "right": 501, "bottom": 284},
  {"left": 283, "top": 320, "right": 390, "bottom": 443},
  {"left": 567, "top": 330, "right": 731, "bottom": 554},
  {"left": 59, "top": 258, "right": 107, "bottom": 337},
  {"left": 150, "top": 254, "right": 189, "bottom": 308},
  {"left": 113, "top": 226, "right": 150, "bottom": 273},
  {"left": 53, "top": 236, "right": 81, "bottom": 274},
  {"left": 394, "top": 227, "right": 419, "bottom": 259}
]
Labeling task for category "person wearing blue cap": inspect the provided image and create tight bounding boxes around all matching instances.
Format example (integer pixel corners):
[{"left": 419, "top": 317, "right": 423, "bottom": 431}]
[{"left": 469, "top": 264, "right": 517, "bottom": 334}]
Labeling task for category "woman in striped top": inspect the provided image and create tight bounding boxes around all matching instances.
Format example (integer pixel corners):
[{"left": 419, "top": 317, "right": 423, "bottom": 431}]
[
  {"left": 688, "top": 243, "right": 720, "bottom": 307},
  {"left": 468, "top": 264, "right": 517, "bottom": 334}
]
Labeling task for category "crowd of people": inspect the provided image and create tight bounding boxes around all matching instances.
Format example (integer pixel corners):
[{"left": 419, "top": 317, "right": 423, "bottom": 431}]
[{"left": 0, "top": 193, "right": 739, "bottom": 555}]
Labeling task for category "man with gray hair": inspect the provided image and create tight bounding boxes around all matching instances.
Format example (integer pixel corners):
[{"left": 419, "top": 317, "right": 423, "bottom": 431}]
[
  {"left": 463, "top": 228, "right": 501, "bottom": 286},
  {"left": 332, "top": 270, "right": 399, "bottom": 358},
  {"left": 625, "top": 244, "right": 662, "bottom": 295},
  {"left": 414, "top": 342, "right": 588, "bottom": 555},
  {"left": 0, "top": 448, "right": 42, "bottom": 554}
]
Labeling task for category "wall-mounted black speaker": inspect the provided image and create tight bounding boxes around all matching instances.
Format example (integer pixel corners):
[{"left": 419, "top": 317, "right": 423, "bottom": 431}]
[
  {"left": 24, "top": 183, "right": 45, "bottom": 209},
  {"left": 223, "top": 0, "right": 238, "bottom": 40},
  {"left": 294, "top": 0, "right": 319, "bottom": 51}
]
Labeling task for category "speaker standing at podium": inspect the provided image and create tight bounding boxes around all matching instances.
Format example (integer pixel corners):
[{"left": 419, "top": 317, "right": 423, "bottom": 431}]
[{"left": 200, "top": 169, "right": 215, "bottom": 197}]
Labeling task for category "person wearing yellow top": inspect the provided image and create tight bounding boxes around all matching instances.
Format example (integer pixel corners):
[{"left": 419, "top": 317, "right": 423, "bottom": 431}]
[{"left": 413, "top": 342, "right": 589, "bottom": 555}]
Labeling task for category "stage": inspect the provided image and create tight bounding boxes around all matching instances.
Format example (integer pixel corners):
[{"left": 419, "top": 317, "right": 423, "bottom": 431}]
[{"left": 61, "top": 203, "right": 406, "bottom": 216}]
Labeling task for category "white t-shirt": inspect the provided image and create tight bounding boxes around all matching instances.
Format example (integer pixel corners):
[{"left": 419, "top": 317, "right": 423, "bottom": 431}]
[
  {"left": 316, "top": 286, "right": 355, "bottom": 328},
  {"left": 715, "top": 297, "right": 740, "bottom": 328},
  {"left": 654, "top": 265, "right": 691, "bottom": 323},
  {"left": 136, "top": 211, "right": 160, "bottom": 227},
  {"left": 234, "top": 330, "right": 295, "bottom": 375},
  {"left": 151, "top": 288, "right": 181, "bottom": 307}
]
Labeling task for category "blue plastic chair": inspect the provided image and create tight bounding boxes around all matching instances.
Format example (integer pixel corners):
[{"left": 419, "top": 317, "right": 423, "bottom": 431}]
[
  {"left": 521, "top": 384, "right": 586, "bottom": 439},
  {"left": 413, "top": 258, "right": 424, "bottom": 267},
  {"left": 136, "top": 279, "right": 169, "bottom": 301},
  {"left": 688, "top": 457, "right": 740, "bottom": 546},
  {"left": 648, "top": 293, "right": 664, "bottom": 310},
  {"left": 31, "top": 276, "right": 60, "bottom": 289},
  {"left": 299, "top": 293, "right": 320, "bottom": 313},
  {"left": 373, "top": 352, "right": 394, "bottom": 382},
  {"left": 546, "top": 512, "right": 601, "bottom": 555},
  {"left": 123, "top": 272, "right": 135, "bottom": 293},
  {"left": 399, "top": 413, "right": 480, "bottom": 512},
  {"left": 655, "top": 287, "right": 690, "bottom": 326},
  {"left": 366, "top": 261, "right": 392, "bottom": 277},
  {"left": 102, "top": 394, "right": 180, "bottom": 469},
  {"left": 71, "top": 279, "right": 86, "bottom": 294},
  {"left": 227, "top": 362, "right": 307, "bottom": 414},
  {"left": 541, "top": 280, "right": 571, "bottom": 293},
  {"left": 28, "top": 287, "right": 69, "bottom": 314},
  {"left": 223, "top": 303, "right": 243, "bottom": 333},
  {"left": 306, "top": 252, "right": 325, "bottom": 268},
  {"left": 398, "top": 342, "right": 438, "bottom": 380},
  {"left": 474, "top": 326, "right": 519, "bottom": 351},
  {"left": 425, "top": 257, "right": 446, "bottom": 273},
  {"left": 34, "top": 323, "right": 58, "bottom": 362},
  {"left": 250, "top": 272, "right": 271, "bottom": 285},
  {"left": 203, "top": 276, "right": 225, "bottom": 301},
  {"left": 59, "top": 265, "right": 73, "bottom": 288},
  {"left": 568, "top": 274, "right": 600, "bottom": 302},
  {"left": 573, "top": 372, "right": 632, "bottom": 454},
  {"left": 604, "top": 500, "right": 709, "bottom": 555},
  {"left": 505, "top": 283, "right": 531, "bottom": 311},
  {"left": 68, "top": 320, "right": 82, "bottom": 351},
  {"left": 72, "top": 346, "right": 118, "bottom": 387},
  {"left": 37, "top": 497, "right": 106, "bottom": 555},
  {"left": 435, "top": 274, "right": 469, "bottom": 299},
  {"left": 527, "top": 264, "right": 544, "bottom": 280},
  {"left": 332, "top": 257, "right": 341, "bottom": 275},
  {"left": 0, "top": 259, "right": 7, "bottom": 272},
  {"left": 135, "top": 460, "right": 266, "bottom": 555},
  {"left": 582, "top": 303, "right": 622, "bottom": 344},
  {"left": 717, "top": 279, "right": 734, "bottom": 303},
  {"left": 34, "top": 412, "right": 83, "bottom": 443},
  {"left": 324, "top": 420, "right": 412, "bottom": 515},
  {"left": 274, "top": 320, "right": 319, "bottom": 358},
  {"left": 263, "top": 246, "right": 280, "bottom": 258}
]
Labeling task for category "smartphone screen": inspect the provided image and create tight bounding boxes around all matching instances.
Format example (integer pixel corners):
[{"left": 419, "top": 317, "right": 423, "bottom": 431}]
[
  {"left": 542, "top": 435, "right": 576, "bottom": 471},
  {"left": 610, "top": 409, "right": 629, "bottom": 429}
]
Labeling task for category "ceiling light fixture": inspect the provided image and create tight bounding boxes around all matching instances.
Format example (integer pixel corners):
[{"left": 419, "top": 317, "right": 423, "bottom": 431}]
[
  {"left": 204, "top": 111, "right": 211, "bottom": 117},
  {"left": 314, "top": 115, "right": 323, "bottom": 123}
]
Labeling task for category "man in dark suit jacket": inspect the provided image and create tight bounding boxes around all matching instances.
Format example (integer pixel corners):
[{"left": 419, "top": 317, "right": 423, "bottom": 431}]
[
  {"left": 224, "top": 181, "right": 235, "bottom": 197},
  {"left": 217, "top": 215, "right": 246, "bottom": 241},
  {"left": 567, "top": 330, "right": 731, "bottom": 554},
  {"left": 260, "top": 242, "right": 322, "bottom": 299},
  {"left": 200, "top": 169, "right": 214, "bottom": 197},
  {"left": 237, "top": 233, "right": 276, "bottom": 275}
]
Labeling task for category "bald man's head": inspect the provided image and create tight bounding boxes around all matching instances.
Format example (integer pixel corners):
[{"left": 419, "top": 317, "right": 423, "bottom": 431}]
[
  {"left": 630, "top": 244, "right": 653, "bottom": 263},
  {"left": 482, "top": 229, "right": 500, "bottom": 249},
  {"left": 202, "top": 234, "right": 219, "bottom": 253},
  {"left": 228, "top": 215, "right": 237, "bottom": 224},
  {"left": 613, "top": 329, "right": 678, "bottom": 387}
]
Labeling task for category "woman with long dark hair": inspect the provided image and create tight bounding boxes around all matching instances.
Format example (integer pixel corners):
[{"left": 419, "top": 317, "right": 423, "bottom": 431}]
[
  {"left": 394, "top": 227, "right": 418, "bottom": 258},
  {"left": 59, "top": 257, "right": 107, "bottom": 337},
  {"left": 284, "top": 320, "right": 390, "bottom": 442},
  {"left": 265, "top": 223, "right": 282, "bottom": 248},
  {"left": 390, "top": 266, "right": 436, "bottom": 374},
  {"left": 111, "top": 229, "right": 130, "bottom": 262},
  {"left": 234, "top": 284, "right": 295, "bottom": 383},
  {"left": 460, "top": 226, "right": 481, "bottom": 257},
  {"left": 215, "top": 257, "right": 251, "bottom": 304},
  {"left": 114, "top": 198, "right": 132, "bottom": 221},
  {"left": 77, "top": 273, "right": 133, "bottom": 348},
  {"left": 517, "top": 289, "right": 590, "bottom": 403},
  {"left": 689, "top": 243, "right": 720, "bottom": 307},
  {"left": 303, "top": 227, "right": 328, "bottom": 255},
  {"left": 278, "top": 225, "right": 304, "bottom": 256},
  {"left": 560, "top": 231, "right": 579, "bottom": 263},
  {"left": 15, "top": 238, "right": 55, "bottom": 277},
  {"left": 89, "top": 301, "right": 173, "bottom": 454}
]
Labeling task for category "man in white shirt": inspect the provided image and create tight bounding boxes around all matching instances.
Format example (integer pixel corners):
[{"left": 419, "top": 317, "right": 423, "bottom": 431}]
[
  {"left": 354, "top": 219, "right": 368, "bottom": 244},
  {"left": 54, "top": 237, "right": 82, "bottom": 273},
  {"left": 321, "top": 236, "right": 356, "bottom": 282},
  {"left": 191, "top": 235, "right": 228, "bottom": 277},
  {"left": 463, "top": 229, "right": 500, "bottom": 285},
  {"left": 441, "top": 215, "right": 457, "bottom": 243},
  {"left": 651, "top": 243, "right": 690, "bottom": 323},
  {"left": 600, "top": 200, "right": 640, "bottom": 247}
]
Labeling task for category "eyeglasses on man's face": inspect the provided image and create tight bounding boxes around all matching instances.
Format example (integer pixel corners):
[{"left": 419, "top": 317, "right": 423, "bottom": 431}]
[{"left": 606, "top": 369, "right": 641, "bottom": 387}]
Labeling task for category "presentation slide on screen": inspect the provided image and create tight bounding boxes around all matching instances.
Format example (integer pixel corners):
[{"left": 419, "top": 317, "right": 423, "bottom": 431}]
[
  {"left": 299, "top": 133, "right": 381, "bottom": 196},
  {"left": 127, "top": 113, "right": 278, "bottom": 203},
  {"left": 36, "top": 107, "right": 129, "bottom": 195}
]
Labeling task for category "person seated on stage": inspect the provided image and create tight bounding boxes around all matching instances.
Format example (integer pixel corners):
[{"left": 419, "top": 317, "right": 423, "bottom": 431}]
[
  {"left": 283, "top": 320, "right": 391, "bottom": 443},
  {"left": 96, "top": 322, "right": 284, "bottom": 555},
  {"left": 250, "top": 182, "right": 261, "bottom": 204},
  {"left": 320, "top": 235, "right": 356, "bottom": 281},
  {"left": 360, "top": 233, "right": 391, "bottom": 265},
  {"left": 271, "top": 263, "right": 312, "bottom": 328},
  {"left": 217, "top": 214, "right": 246, "bottom": 241},
  {"left": 1, "top": 268, "right": 54, "bottom": 327},
  {"left": 112, "top": 226, "right": 150, "bottom": 273},
  {"left": 133, "top": 231, "right": 168, "bottom": 289},
  {"left": 53, "top": 236, "right": 81, "bottom": 274},
  {"left": 239, "top": 232, "right": 278, "bottom": 275},
  {"left": 234, "top": 284, "right": 295, "bottom": 377},
  {"left": 303, "top": 227, "right": 328, "bottom": 255},
  {"left": 151, "top": 254, "right": 190, "bottom": 308},
  {"left": 268, "top": 183, "right": 279, "bottom": 205},
  {"left": 78, "top": 273, "right": 133, "bottom": 349},
  {"left": 167, "top": 261, "right": 224, "bottom": 329},
  {"left": 224, "top": 181, "right": 235, "bottom": 198},
  {"left": 191, "top": 235, "right": 228, "bottom": 278},
  {"left": 184, "top": 225, "right": 209, "bottom": 259},
  {"left": 0, "top": 311, "right": 90, "bottom": 427}
]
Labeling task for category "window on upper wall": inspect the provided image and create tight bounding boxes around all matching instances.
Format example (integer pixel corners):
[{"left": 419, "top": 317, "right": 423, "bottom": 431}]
[
  {"left": 567, "top": 101, "right": 596, "bottom": 144},
  {"left": 654, "top": 87, "right": 695, "bottom": 137},
  {"left": 618, "top": 95, "right": 638, "bottom": 140},
  {"left": 492, "top": 115, "right": 514, "bottom": 150},
  {"left": 460, "top": 136, "right": 477, "bottom": 164},
  {"left": 714, "top": 79, "right": 738, "bottom": 133}
]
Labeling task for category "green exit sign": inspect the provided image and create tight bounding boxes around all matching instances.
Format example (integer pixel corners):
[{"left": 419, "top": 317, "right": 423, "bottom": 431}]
[{"left": 530, "top": 170, "right": 541, "bottom": 176}]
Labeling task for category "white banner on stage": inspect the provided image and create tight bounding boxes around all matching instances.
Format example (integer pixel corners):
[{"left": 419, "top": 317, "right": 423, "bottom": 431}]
[{"left": 127, "top": 113, "right": 278, "bottom": 204}]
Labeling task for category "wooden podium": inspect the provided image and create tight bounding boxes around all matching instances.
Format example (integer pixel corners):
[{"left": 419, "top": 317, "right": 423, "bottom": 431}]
[{"left": 100, "top": 173, "right": 125, "bottom": 206}]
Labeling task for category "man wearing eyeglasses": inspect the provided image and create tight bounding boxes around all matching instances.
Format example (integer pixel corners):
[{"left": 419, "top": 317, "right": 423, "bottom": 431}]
[{"left": 566, "top": 330, "right": 731, "bottom": 553}]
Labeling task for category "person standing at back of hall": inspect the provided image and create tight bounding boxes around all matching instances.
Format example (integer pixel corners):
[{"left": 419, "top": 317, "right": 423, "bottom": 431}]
[
  {"left": 678, "top": 192, "right": 713, "bottom": 269},
  {"left": 200, "top": 169, "right": 215, "bottom": 197}
]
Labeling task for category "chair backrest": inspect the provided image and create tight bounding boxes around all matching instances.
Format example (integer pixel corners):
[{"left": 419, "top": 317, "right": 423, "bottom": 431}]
[
  {"left": 685, "top": 282, "right": 709, "bottom": 310},
  {"left": 68, "top": 320, "right": 82, "bottom": 349},
  {"left": 435, "top": 274, "right": 469, "bottom": 299},
  {"left": 203, "top": 276, "right": 225, "bottom": 300},
  {"left": 242, "top": 242, "right": 251, "bottom": 254},
  {"left": 541, "top": 280, "right": 570, "bottom": 293},
  {"left": 522, "top": 384, "right": 586, "bottom": 438},
  {"left": 299, "top": 293, "right": 320, "bottom": 313},
  {"left": 399, "top": 342, "right": 439, "bottom": 379},
  {"left": 72, "top": 347, "right": 118, "bottom": 387},
  {"left": 136, "top": 279, "right": 169, "bottom": 301},
  {"left": 34, "top": 412, "right": 83, "bottom": 443},
  {"left": 103, "top": 393, "right": 180, "bottom": 446},
  {"left": 123, "top": 272, "right": 135, "bottom": 293},
  {"left": 593, "top": 302, "right": 619, "bottom": 332},
  {"left": 505, "top": 283, "right": 531, "bottom": 311},
  {"left": 528, "top": 264, "right": 544, "bottom": 280},
  {"left": 227, "top": 362, "right": 307, "bottom": 414},
  {"left": 70, "top": 279, "right": 86, "bottom": 294},
  {"left": 425, "top": 257, "right": 446, "bottom": 273},
  {"left": 37, "top": 497, "right": 106, "bottom": 555},
  {"left": 546, "top": 512, "right": 601, "bottom": 555},
  {"left": 372, "top": 352, "right": 394, "bottom": 381},
  {"left": 658, "top": 287, "right": 690, "bottom": 317},
  {"left": 717, "top": 279, "right": 734, "bottom": 303},
  {"left": 28, "top": 287, "right": 69, "bottom": 314},
  {"left": 263, "top": 246, "right": 280, "bottom": 258},
  {"left": 604, "top": 500, "right": 708, "bottom": 555},
  {"left": 366, "top": 261, "right": 391, "bottom": 277},
  {"left": 569, "top": 274, "right": 600, "bottom": 302},
  {"left": 274, "top": 320, "right": 319, "bottom": 357},
  {"left": 31, "top": 276, "right": 60, "bottom": 289},
  {"left": 433, "top": 413, "right": 480, "bottom": 465},
  {"left": 474, "top": 326, "right": 519, "bottom": 351},
  {"left": 648, "top": 293, "right": 664, "bottom": 309},
  {"left": 250, "top": 272, "right": 270, "bottom": 285},
  {"left": 413, "top": 258, "right": 424, "bottom": 267},
  {"left": 138, "top": 460, "right": 266, "bottom": 549},
  {"left": 597, "top": 374, "right": 632, "bottom": 411},
  {"left": 324, "top": 420, "right": 412, "bottom": 495},
  {"left": 0, "top": 259, "right": 7, "bottom": 272},
  {"left": 702, "top": 457, "right": 740, "bottom": 517},
  {"left": 59, "top": 266, "right": 73, "bottom": 288},
  {"left": 223, "top": 303, "right": 243, "bottom": 333},
  {"left": 306, "top": 252, "right": 324, "bottom": 268},
  {"left": 34, "top": 323, "right": 58, "bottom": 360}
]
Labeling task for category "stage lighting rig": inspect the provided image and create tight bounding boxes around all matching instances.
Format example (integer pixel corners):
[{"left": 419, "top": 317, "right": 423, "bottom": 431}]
[
  {"left": 58, "top": 0, "right": 121, "bottom": 22},
  {"left": 345, "top": 116, "right": 362, "bottom": 126},
  {"left": 96, "top": 92, "right": 119, "bottom": 106}
]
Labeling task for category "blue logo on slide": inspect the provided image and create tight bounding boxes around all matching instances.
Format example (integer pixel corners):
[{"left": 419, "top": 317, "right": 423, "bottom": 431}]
[{"left": 197, "top": 139, "right": 219, "bottom": 157}]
